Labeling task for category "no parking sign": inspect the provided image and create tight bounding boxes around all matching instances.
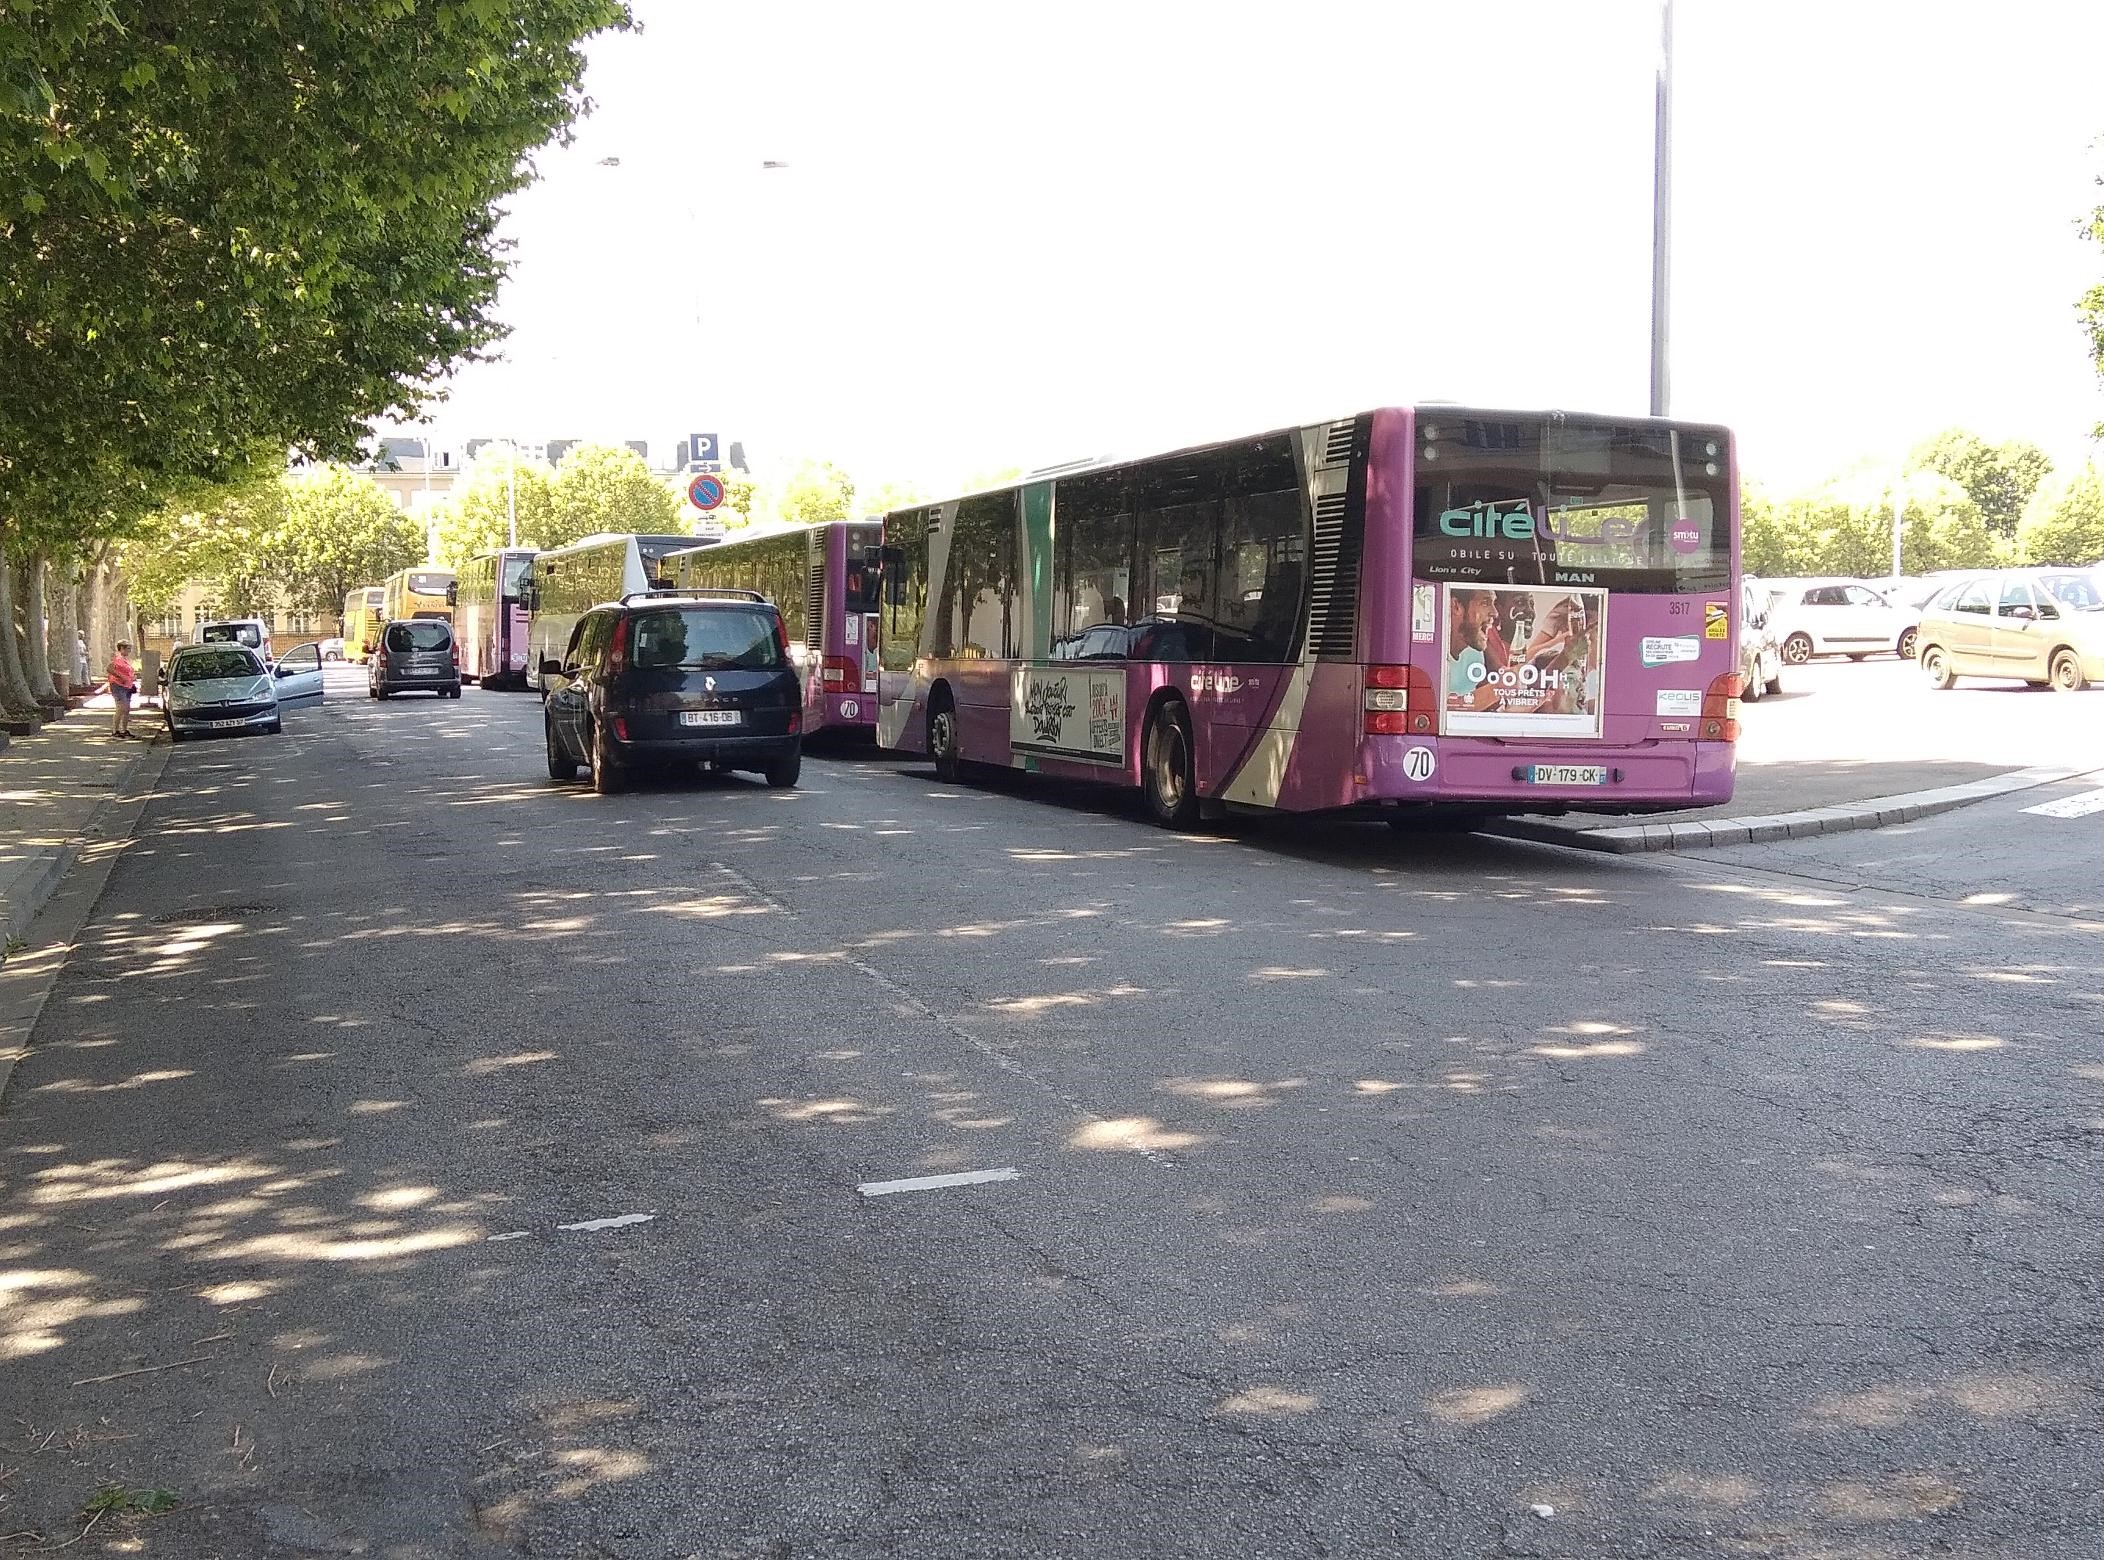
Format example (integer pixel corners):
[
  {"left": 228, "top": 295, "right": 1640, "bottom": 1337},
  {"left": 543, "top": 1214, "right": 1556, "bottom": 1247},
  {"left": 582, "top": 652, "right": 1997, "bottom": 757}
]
[{"left": 687, "top": 473, "right": 725, "bottom": 511}]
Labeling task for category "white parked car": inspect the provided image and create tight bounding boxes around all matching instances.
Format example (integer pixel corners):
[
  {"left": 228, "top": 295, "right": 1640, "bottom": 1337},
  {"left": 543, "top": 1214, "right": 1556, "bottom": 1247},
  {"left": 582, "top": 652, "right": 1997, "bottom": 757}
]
[{"left": 1761, "top": 577, "right": 1920, "bottom": 664}]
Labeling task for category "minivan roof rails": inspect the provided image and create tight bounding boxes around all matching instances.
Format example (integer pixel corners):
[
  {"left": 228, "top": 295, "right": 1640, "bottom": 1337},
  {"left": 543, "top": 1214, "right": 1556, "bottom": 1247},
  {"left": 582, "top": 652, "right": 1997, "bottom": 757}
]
[{"left": 618, "top": 587, "right": 767, "bottom": 605}]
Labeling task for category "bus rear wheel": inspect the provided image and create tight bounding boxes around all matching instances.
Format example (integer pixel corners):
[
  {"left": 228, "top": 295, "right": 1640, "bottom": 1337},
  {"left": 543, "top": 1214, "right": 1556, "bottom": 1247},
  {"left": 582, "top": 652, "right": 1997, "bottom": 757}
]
[
  {"left": 929, "top": 692, "right": 962, "bottom": 784},
  {"left": 1143, "top": 701, "right": 1200, "bottom": 830}
]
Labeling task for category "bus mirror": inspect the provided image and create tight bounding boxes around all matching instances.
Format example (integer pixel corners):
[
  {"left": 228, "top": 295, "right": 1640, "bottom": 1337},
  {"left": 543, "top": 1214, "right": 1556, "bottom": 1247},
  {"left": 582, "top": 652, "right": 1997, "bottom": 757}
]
[{"left": 445, "top": 583, "right": 459, "bottom": 607}]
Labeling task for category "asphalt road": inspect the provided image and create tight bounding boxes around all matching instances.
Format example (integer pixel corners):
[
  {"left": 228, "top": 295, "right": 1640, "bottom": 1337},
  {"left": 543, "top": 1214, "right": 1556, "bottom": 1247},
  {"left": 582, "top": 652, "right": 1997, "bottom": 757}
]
[{"left": 3, "top": 675, "right": 2100, "bottom": 1559}]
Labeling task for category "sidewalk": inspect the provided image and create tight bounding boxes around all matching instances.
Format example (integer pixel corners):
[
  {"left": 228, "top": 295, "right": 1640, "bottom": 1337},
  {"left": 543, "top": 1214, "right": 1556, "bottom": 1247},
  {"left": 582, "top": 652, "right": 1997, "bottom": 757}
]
[
  {"left": 1491, "top": 660, "right": 2104, "bottom": 853},
  {"left": 0, "top": 708, "right": 166, "bottom": 945}
]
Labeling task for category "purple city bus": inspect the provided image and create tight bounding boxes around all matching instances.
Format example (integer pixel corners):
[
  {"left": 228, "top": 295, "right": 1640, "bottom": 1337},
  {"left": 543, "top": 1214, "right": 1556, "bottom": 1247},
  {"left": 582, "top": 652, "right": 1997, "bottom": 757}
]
[
  {"left": 875, "top": 407, "right": 1739, "bottom": 828},
  {"left": 453, "top": 547, "right": 536, "bottom": 689},
  {"left": 663, "top": 519, "right": 884, "bottom": 738}
]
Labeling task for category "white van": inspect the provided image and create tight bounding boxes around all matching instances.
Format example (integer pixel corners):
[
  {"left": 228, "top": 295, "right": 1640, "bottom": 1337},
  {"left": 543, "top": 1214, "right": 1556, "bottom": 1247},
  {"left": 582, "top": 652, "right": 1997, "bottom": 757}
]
[{"left": 195, "top": 617, "right": 276, "bottom": 665}]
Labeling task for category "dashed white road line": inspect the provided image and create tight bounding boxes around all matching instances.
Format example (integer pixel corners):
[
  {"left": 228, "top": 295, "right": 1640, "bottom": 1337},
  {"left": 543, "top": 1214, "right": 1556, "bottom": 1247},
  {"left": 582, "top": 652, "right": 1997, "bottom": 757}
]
[
  {"left": 858, "top": 1168, "right": 1021, "bottom": 1198},
  {"left": 2023, "top": 787, "right": 2104, "bottom": 819},
  {"left": 557, "top": 1213, "right": 657, "bottom": 1232}
]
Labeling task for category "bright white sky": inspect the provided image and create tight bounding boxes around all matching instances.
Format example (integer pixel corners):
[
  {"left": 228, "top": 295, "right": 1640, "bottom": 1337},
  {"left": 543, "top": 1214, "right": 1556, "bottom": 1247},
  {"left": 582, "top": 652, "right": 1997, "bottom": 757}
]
[{"left": 400, "top": 0, "right": 2104, "bottom": 499}]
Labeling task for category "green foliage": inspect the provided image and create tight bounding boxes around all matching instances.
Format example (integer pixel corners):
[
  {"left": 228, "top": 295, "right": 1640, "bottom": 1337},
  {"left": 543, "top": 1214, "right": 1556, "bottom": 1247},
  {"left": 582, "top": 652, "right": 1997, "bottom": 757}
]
[
  {"left": 2082, "top": 154, "right": 2104, "bottom": 438},
  {"left": 433, "top": 444, "right": 556, "bottom": 563},
  {"left": 1906, "top": 429, "right": 2053, "bottom": 538},
  {"left": 122, "top": 465, "right": 418, "bottom": 623},
  {"left": 272, "top": 467, "right": 425, "bottom": 621},
  {"left": 80, "top": 1484, "right": 179, "bottom": 1518},
  {"left": 549, "top": 443, "right": 681, "bottom": 546},
  {"left": 775, "top": 459, "right": 856, "bottom": 529},
  {"left": 860, "top": 478, "right": 929, "bottom": 517},
  {"left": 0, "top": 0, "right": 630, "bottom": 555},
  {"left": 2015, "top": 467, "right": 2104, "bottom": 566}
]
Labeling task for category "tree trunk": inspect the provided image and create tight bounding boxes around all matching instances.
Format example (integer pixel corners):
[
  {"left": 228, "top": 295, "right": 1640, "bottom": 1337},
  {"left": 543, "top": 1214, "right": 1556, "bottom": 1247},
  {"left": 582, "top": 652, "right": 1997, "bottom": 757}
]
[
  {"left": 0, "top": 555, "right": 45, "bottom": 727},
  {"left": 50, "top": 559, "right": 81, "bottom": 700},
  {"left": 23, "top": 555, "right": 59, "bottom": 708},
  {"left": 86, "top": 551, "right": 117, "bottom": 674}
]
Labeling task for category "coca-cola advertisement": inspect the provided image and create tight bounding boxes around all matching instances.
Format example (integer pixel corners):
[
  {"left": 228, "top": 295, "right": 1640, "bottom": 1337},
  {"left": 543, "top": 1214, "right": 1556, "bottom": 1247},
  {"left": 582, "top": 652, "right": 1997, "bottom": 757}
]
[{"left": 1441, "top": 584, "right": 1607, "bottom": 738}]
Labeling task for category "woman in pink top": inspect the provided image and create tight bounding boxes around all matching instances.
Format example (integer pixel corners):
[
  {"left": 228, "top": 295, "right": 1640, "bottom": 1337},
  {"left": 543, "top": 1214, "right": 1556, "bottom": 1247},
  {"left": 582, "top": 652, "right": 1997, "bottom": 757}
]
[{"left": 106, "top": 642, "right": 137, "bottom": 738}]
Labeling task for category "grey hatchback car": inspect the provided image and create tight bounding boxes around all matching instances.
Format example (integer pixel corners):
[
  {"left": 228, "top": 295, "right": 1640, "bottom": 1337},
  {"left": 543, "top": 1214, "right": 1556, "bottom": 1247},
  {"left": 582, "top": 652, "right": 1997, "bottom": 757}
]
[{"left": 368, "top": 619, "right": 462, "bottom": 699}]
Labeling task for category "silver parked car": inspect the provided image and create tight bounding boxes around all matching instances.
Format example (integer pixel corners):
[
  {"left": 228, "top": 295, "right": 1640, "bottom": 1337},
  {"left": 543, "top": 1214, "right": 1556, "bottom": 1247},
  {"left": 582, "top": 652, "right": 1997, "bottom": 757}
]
[
  {"left": 1915, "top": 570, "right": 2104, "bottom": 692},
  {"left": 162, "top": 642, "right": 324, "bottom": 742}
]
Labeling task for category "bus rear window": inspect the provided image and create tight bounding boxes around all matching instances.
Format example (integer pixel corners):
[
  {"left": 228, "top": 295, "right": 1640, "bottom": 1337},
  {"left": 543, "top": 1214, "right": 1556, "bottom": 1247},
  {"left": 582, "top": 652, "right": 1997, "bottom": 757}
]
[
  {"left": 846, "top": 549, "right": 883, "bottom": 613},
  {"left": 1412, "top": 420, "right": 1731, "bottom": 594},
  {"left": 408, "top": 572, "right": 453, "bottom": 596}
]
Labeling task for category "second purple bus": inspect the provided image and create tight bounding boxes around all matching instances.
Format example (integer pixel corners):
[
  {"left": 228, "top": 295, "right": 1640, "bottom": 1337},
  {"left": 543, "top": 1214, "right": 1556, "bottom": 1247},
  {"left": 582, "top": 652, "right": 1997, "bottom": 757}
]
[
  {"left": 663, "top": 519, "right": 884, "bottom": 737},
  {"left": 452, "top": 547, "right": 537, "bottom": 689},
  {"left": 874, "top": 406, "right": 1740, "bottom": 828}
]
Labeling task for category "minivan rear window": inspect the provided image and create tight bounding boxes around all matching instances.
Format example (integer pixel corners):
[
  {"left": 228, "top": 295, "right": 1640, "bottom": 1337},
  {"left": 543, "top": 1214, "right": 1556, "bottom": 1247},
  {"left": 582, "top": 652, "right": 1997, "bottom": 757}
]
[
  {"left": 631, "top": 608, "right": 784, "bottom": 670},
  {"left": 386, "top": 622, "right": 453, "bottom": 652}
]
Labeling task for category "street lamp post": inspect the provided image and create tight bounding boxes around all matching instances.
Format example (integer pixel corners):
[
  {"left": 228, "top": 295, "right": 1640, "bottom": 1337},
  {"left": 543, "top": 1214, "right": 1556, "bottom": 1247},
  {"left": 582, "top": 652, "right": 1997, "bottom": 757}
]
[{"left": 1649, "top": 0, "right": 1674, "bottom": 419}]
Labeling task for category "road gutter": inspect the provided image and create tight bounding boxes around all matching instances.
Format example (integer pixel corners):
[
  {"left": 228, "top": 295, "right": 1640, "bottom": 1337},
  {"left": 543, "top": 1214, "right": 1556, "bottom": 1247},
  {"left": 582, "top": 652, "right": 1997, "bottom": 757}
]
[{"left": 1487, "top": 763, "right": 2103, "bottom": 854}]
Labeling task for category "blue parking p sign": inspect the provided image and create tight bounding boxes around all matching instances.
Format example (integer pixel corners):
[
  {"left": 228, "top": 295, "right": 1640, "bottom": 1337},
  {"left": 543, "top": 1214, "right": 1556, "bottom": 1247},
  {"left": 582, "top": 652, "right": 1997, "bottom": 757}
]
[{"left": 688, "top": 432, "right": 717, "bottom": 465}]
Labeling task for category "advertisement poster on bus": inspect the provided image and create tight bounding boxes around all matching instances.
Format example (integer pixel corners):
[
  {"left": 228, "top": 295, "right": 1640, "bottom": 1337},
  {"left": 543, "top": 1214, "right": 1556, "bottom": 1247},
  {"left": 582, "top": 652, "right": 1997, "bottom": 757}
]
[
  {"left": 1441, "top": 584, "right": 1608, "bottom": 738},
  {"left": 1011, "top": 665, "right": 1126, "bottom": 764}
]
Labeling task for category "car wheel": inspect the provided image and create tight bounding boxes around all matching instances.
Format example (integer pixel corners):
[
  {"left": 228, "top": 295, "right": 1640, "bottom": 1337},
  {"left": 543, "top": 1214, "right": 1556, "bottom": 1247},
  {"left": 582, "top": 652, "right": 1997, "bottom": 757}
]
[
  {"left": 589, "top": 721, "right": 625, "bottom": 795},
  {"left": 448, "top": 686, "right": 462, "bottom": 700},
  {"left": 1765, "top": 670, "right": 1783, "bottom": 697},
  {"left": 2049, "top": 650, "right": 2088, "bottom": 693},
  {"left": 1741, "top": 663, "right": 1763, "bottom": 703},
  {"left": 375, "top": 688, "right": 390, "bottom": 701},
  {"left": 168, "top": 727, "right": 186, "bottom": 745},
  {"left": 1922, "top": 646, "right": 1955, "bottom": 690},
  {"left": 1142, "top": 699, "right": 1201, "bottom": 830},
  {"left": 928, "top": 690, "right": 961, "bottom": 784},
  {"left": 1782, "top": 633, "right": 1814, "bottom": 665},
  {"left": 764, "top": 747, "right": 802, "bottom": 789},
  {"left": 1897, "top": 627, "right": 1919, "bottom": 661},
  {"left": 545, "top": 716, "right": 578, "bottom": 781},
  {"left": 265, "top": 721, "right": 282, "bottom": 735}
]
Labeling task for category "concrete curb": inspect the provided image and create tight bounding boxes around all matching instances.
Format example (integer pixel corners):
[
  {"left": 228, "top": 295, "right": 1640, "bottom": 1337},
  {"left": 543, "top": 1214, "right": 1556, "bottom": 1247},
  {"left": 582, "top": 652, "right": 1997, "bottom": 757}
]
[
  {"left": 1, "top": 736, "right": 168, "bottom": 946},
  {"left": 1486, "top": 764, "right": 2101, "bottom": 855}
]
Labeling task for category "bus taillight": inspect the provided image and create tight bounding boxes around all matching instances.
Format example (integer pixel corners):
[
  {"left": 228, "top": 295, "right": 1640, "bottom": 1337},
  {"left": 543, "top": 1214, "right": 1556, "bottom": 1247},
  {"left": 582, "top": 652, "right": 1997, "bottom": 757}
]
[
  {"left": 1363, "top": 665, "right": 1438, "bottom": 736},
  {"left": 1701, "top": 673, "right": 1742, "bottom": 742},
  {"left": 821, "top": 654, "right": 856, "bottom": 687}
]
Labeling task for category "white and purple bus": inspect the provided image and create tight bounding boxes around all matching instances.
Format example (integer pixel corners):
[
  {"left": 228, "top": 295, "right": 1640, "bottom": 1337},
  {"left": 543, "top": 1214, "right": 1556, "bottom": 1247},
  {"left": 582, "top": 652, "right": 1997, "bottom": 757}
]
[
  {"left": 876, "top": 407, "right": 1739, "bottom": 828},
  {"left": 663, "top": 519, "right": 884, "bottom": 737},
  {"left": 453, "top": 547, "right": 536, "bottom": 689}
]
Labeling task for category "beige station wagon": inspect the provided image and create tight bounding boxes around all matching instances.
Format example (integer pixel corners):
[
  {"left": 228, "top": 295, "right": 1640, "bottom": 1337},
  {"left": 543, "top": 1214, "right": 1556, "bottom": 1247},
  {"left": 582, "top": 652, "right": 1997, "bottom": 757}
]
[{"left": 1915, "top": 570, "right": 2104, "bottom": 692}]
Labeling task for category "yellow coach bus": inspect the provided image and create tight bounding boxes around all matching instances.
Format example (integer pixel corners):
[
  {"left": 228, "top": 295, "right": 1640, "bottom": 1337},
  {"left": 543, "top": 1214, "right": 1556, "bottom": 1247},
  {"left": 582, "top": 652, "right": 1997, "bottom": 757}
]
[
  {"left": 342, "top": 586, "right": 386, "bottom": 660},
  {"left": 381, "top": 567, "right": 455, "bottom": 625}
]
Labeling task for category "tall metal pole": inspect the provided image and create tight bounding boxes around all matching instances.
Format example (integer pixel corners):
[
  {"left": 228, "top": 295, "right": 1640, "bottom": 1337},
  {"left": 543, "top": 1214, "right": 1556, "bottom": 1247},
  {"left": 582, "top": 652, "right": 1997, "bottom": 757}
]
[
  {"left": 507, "top": 442, "right": 518, "bottom": 549},
  {"left": 1891, "top": 488, "right": 1905, "bottom": 578},
  {"left": 1649, "top": 0, "right": 1674, "bottom": 419}
]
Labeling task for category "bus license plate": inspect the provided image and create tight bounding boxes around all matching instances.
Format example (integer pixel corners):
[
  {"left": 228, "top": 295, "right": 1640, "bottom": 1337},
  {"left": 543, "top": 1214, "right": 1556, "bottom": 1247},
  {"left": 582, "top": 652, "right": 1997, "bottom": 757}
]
[
  {"left": 680, "top": 710, "right": 741, "bottom": 727},
  {"left": 1527, "top": 764, "right": 1608, "bottom": 786}
]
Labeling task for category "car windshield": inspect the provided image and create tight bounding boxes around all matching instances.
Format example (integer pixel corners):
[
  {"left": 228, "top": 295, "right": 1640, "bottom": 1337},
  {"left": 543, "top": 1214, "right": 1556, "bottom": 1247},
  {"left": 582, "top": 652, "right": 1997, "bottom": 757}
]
[
  {"left": 631, "top": 608, "right": 784, "bottom": 670},
  {"left": 386, "top": 622, "right": 452, "bottom": 651},
  {"left": 175, "top": 649, "right": 262, "bottom": 681},
  {"left": 201, "top": 623, "right": 262, "bottom": 647},
  {"left": 2038, "top": 574, "right": 2104, "bottom": 611}
]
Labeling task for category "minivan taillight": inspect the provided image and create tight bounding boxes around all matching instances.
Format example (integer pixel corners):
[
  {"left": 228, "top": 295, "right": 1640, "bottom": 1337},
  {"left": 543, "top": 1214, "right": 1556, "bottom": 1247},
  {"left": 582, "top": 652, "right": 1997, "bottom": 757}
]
[
  {"left": 607, "top": 615, "right": 631, "bottom": 676},
  {"left": 773, "top": 617, "right": 792, "bottom": 665}
]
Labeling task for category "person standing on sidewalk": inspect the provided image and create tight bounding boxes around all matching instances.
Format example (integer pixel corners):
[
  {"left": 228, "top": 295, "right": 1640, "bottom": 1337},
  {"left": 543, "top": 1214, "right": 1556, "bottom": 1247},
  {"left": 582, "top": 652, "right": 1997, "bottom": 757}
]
[
  {"left": 106, "top": 641, "right": 138, "bottom": 738},
  {"left": 75, "top": 631, "right": 88, "bottom": 688}
]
